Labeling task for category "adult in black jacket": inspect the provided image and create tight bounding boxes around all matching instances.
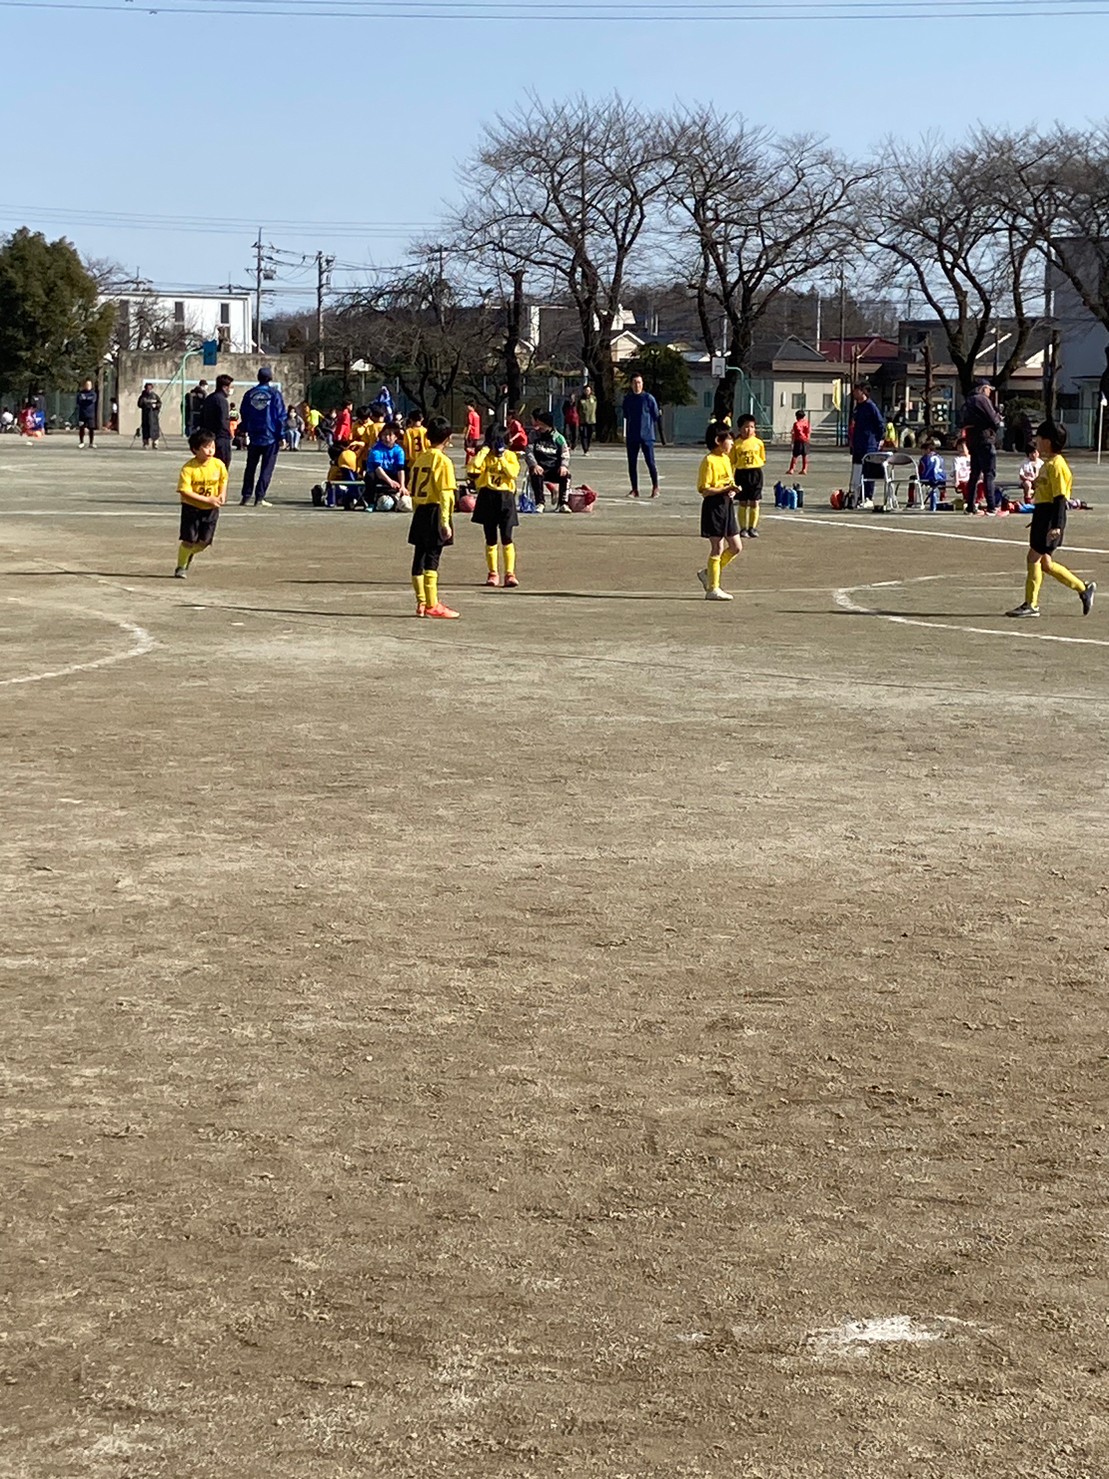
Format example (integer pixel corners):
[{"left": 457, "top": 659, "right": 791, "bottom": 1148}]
[
  {"left": 200, "top": 374, "right": 234, "bottom": 469},
  {"left": 961, "top": 379, "right": 1001, "bottom": 515},
  {"left": 138, "top": 383, "right": 161, "bottom": 449},
  {"left": 185, "top": 379, "right": 209, "bottom": 435}
]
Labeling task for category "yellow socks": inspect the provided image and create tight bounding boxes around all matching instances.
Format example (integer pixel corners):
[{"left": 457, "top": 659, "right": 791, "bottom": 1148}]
[
  {"left": 737, "top": 506, "right": 749, "bottom": 532},
  {"left": 1049, "top": 561, "right": 1085, "bottom": 593},
  {"left": 1025, "top": 565, "right": 1043, "bottom": 607},
  {"left": 721, "top": 548, "right": 738, "bottom": 570},
  {"left": 749, "top": 504, "right": 760, "bottom": 531},
  {"left": 504, "top": 542, "right": 516, "bottom": 575},
  {"left": 176, "top": 543, "right": 192, "bottom": 570},
  {"left": 485, "top": 545, "right": 498, "bottom": 575},
  {"left": 413, "top": 573, "right": 426, "bottom": 605},
  {"left": 424, "top": 570, "right": 439, "bottom": 608},
  {"left": 707, "top": 555, "right": 722, "bottom": 591}
]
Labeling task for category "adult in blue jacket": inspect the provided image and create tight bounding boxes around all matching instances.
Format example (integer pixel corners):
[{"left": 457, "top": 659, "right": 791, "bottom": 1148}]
[
  {"left": 848, "top": 383, "right": 886, "bottom": 505},
  {"left": 621, "top": 374, "right": 663, "bottom": 499},
  {"left": 239, "top": 367, "right": 286, "bottom": 506}
]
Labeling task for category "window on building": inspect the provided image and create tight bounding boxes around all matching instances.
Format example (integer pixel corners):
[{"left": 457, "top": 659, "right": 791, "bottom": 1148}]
[
  {"left": 703, "top": 391, "right": 713, "bottom": 410},
  {"left": 219, "top": 302, "right": 230, "bottom": 325},
  {"left": 822, "top": 393, "right": 835, "bottom": 411},
  {"left": 1057, "top": 392, "right": 1080, "bottom": 413},
  {"left": 791, "top": 392, "right": 806, "bottom": 410},
  {"left": 174, "top": 301, "right": 185, "bottom": 324}
]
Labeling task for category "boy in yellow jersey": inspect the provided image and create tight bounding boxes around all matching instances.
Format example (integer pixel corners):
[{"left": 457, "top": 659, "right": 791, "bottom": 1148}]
[
  {"left": 326, "top": 437, "right": 365, "bottom": 509},
  {"left": 174, "top": 429, "right": 227, "bottom": 578},
  {"left": 402, "top": 410, "right": 428, "bottom": 466},
  {"left": 407, "top": 415, "right": 460, "bottom": 619},
  {"left": 731, "top": 413, "right": 766, "bottom": 538},
  {"left": 470, "top": 424, "right": 521, "bottom": 587},
  {"left": 1008, "top": 421, "right": 1095, "bottom": 619},
  {"left": 696, "top": 422, "right": 742, "bottom": 601}
]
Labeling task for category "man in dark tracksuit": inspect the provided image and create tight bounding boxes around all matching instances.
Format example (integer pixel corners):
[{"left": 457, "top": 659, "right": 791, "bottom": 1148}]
[
  {"left": 621, "top": 374, "right": 663, "bottom": 498},
  {"left": 75, "top": 379, "right": 98, "bottom": 447},
  {"left": 185, "top": 379, "right": 209, "bottom": 436},
  {"left": 238, "top": 367, "right": 286, "bottom": 506},
  {"left": 961, "top": 379, "right": 1001, "bottom": 515},
  {"left": 848, "top": 384, "right": 885, "bottom": 507},
  {"left": 200, "top": 374, "right": 234, "bottom": 470}
]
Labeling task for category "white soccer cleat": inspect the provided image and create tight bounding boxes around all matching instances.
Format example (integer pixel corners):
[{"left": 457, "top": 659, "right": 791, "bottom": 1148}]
[{"left": 705, "top": 587, "right": 733, "bottom": 601}]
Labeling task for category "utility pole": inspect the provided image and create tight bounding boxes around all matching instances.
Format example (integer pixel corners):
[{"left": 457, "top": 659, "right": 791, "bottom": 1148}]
[
  {"left": 316, "top": 252, "right": 335, "bottom": 373},
  {"left": 251, "top": 230, "right": 277, "bottom": 354},
  {"left": 253, "top": 228, "right": 264, "bottom": 353}
]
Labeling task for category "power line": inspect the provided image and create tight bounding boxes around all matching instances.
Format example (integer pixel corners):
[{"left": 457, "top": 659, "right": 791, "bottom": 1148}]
[
  {"left": 1, "top": 0, "right": 1106, "bottom": 15},
  {"left": 0, "top": 203, "right": 438, "bottom": 239}
]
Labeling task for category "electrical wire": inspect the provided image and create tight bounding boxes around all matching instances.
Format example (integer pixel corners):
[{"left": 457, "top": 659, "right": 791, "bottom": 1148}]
[{"left": 1, "top": 0, "right": 1106, "bottom": 15}]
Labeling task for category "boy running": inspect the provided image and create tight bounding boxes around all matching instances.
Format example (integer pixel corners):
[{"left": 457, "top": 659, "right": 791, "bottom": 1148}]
[
  {"left": 174, "top": 430, "right": 227, "bottom": 578},
  {"left": 1008, "top": 421, "right": 1095, "bottom": 620},
  {"left": 696, "top": 422, "right": 742, "bottom": 601},
  {"left": 407, "top": 416, "right": 460, "bottom": 619},
  {"left": 731, "top": 413, "right": 766, "bottom": 538},
  {"left": 471, "top": 424, "right": 521, "bottom": 588}
]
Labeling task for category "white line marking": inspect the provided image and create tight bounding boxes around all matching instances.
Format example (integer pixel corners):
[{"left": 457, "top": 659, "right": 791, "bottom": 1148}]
[
  {"left": 0, "top": 608, "right": 156, "bottom": 687},
  {"left": 834, "top": 575, "right": 1109, "bottom": 647},
  {"left": 770, "top": 513, "right": 1109, "bottom": 557}
]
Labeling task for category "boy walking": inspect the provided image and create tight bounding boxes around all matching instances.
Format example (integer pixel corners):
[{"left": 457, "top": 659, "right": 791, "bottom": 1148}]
[
  {"left": 731, "top": 413, "right": 766, "bottom": 537},
  {"left": 1007, "top": 421, "right": 1096, "bottom": 619},
  {"left": 174, "top": 430, "right": 228, "bottom": 578},
  {"left": 696, "top": 422, "right": 742, "bottom": 601},
  {"left": 407, "top": 416, "right": 460, "bottom": 619},
  {"left": 787, "top": 408, "right": 810, "bottom": 475}
]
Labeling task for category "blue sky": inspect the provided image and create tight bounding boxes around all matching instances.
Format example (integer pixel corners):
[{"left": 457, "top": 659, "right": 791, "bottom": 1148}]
[{"left": 2, "top": 2, "right": 1108, "bottom": 310}]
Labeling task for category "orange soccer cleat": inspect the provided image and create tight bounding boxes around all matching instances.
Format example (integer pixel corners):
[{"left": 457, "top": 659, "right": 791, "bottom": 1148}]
[{"left": 425, "top": 603, "right": 460, "bottom": 620}]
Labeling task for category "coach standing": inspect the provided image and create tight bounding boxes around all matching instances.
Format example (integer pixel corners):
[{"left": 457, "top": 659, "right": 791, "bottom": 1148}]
[
  {"left": 960, "top": 378, "right": 1001, "bottom": 516},
  {"left": 200, "top": 373, "right": 234, "bottom": 470},
  {"left": 622, "top": 373, "right": 663, "bottom": 499},
  {"left": 847, "top": 383, "right": 885, "bottom": 506},
  {"left": 238, "top": 367, "right": 286, "bottom": 507},
  {"left": 185, "top": 378, "right": 209, "bottom": 435}
]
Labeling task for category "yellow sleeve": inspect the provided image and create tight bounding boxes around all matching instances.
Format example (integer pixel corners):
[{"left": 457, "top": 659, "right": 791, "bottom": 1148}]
[
  {"left": 177, "top": 463, "right": 194, "bottom": 496},
  {"left": 504, "top": 450, "right": 520, "bottom": 480},
  {"left": 472, "top": 447, "right": 489, "bottom": 482},
  {"left": 757, "top": 440, "right": 767, "bottom": 465},
  {"left": 217, "top": 462, "right": 228, "bottom": 499},
  {"left": 697, "top": 455, "right": 714, "bottom": 493}
]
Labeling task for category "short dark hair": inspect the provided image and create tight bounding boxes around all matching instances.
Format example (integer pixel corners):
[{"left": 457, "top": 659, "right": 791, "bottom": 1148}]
[
  {"left": 737, "top": 413, "right": 756, "bottom": 431},
  {"left": 189, "top": 429, "right": 215, "bottom": 453},
  {"left": 408, "top": 409, "right": 424, "bottom": 423},
  {"left": 380, "top": 422, "right": 398, "bottom": 437},
  {"left": 1036, "top": 420, "right": 1067, "bottom": 453},
  {"left": 216, "top": 374, "right": 233, "bottom": 392},
  {"left": 706, "top": 419, "right": 733, "bottom": 449},
  {"left": 426, "top": 415, "right": 452, "bottom": 446}
]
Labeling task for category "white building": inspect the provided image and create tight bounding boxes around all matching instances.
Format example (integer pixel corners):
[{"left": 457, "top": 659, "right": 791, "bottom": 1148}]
[
  {"left": 109, "top": 290, "right": 253, "bottom": 354},
  {"left": 1049, "top": 243, "right": 1109, "bottom": 447}
]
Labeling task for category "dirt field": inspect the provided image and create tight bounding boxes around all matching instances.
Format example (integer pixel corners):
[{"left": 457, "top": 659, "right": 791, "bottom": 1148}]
[{"left": 3, "top": 433, "right": 1107, "bottom": 1478}]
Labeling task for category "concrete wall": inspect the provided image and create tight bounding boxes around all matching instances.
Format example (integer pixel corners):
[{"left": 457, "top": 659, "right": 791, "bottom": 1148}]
[{"left": 116, "top": 351, "right": 305, "bottom": 440}]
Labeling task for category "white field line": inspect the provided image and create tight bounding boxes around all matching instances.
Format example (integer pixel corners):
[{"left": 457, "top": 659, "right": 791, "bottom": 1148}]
[
  {"left": 768, "top": 511, "right": 1109, "bottom": 558},
  {"left": 834, "top": 574, "right": 1109, "bottom": 648},
  {"left": 0, "top": 604, "right": 156, "bottom": 687}
]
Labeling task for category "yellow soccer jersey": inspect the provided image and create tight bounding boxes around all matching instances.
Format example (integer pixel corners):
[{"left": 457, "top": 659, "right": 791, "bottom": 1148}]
[
  {"left": 402, "top": 426, "right": 428, "bottom": 463},
  {"left": 1033, "top": 454, "right": 1073, "bottom": 505},
  {"left": 177, "top": 455, "right": 228, "bottom": 509},
  {"left": 410, "top": 446, "right": 456, "bottom": 526},
  {"left": 473, "top": 447, "right": 520, "bottom": 492},
  {"left": 731, "top": 435, "right": 766, "bottom": 472},
  {"left": 698, "top": 451, "right": 735, "bottom": 495},
  {"left": 327, "top": 448, "right": 359, "bottom": 481}
]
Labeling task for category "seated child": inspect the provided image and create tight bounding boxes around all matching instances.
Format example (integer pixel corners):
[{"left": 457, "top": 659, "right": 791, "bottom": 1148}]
[
  {"left": 952, "top": 437, "right": 971, "bottom": 504},
  {"left": 315, "top": 438, "right": 363, "bottom": 508},
  {"left": 1019, "top": 448, "right": 1044, "bottom": 497},
  {"left": 366, "top": 423, "right": 406, "bottom": 507},
  {"left": 917, "top": 441, "right": 946, "bottom": 510}
]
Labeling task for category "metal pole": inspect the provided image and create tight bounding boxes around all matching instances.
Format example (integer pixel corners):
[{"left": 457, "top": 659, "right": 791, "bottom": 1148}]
[
  {"left": 254, "top": 227, "right": 263, "bottom": 354},
  {"left": 1098, "top": 398, "right": 1105, "bottom": 465}
]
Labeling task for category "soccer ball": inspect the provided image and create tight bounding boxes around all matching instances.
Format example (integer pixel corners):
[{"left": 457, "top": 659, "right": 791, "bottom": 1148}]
[{"left": 376, "top": 493, "right": 396, "bottom": 512}]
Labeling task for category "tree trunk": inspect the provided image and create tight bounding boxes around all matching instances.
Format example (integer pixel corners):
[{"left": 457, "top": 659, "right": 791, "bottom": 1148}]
[
  {"left": 502, "top": 270, "right": 524, "bottom": 412},
  {"left": 713, "top": 368, "right": 738, "bottom": 423}
]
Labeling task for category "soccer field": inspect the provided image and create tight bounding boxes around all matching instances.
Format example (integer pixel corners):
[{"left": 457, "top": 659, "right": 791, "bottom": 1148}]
[{"left": 4, "top": 435, "right": 1107, "bottom": 1478}]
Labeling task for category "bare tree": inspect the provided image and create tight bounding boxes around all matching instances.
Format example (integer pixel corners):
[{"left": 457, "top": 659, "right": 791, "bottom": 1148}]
[
  {"left": 866, "top": 135, "right": 1041, "bottom": 399},
  {"left": 457, "top": 94, "right": 675, "bottom": 438},
  {"left": 666, "top": 108, "right": 866, "bottom": 421},
  {"left": 336, "top": 255, "right": 497, "bottom": 413}
]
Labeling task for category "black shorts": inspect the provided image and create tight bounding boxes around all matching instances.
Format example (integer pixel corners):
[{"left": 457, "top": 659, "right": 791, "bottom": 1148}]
[
  {"left": 1030, "top": 502, "right": 1065, "bottom": 556},
  {"left": 179, "top": 504, "right": 219, "bottom": 547},
  {"left": 734, "top": 467, "right": 764, "bottom": 501},
  {"left": 700, "top": 492, "right": 739, "bottom": 540},
  {"left": 791, "top": 440, "right": 807, "bottom": 458},
  {"left": 407, "top": 501, "right": 450, "bottom": 549},
  {"left": 472, "top": 487, "right": 518, "bottom": 542}
]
